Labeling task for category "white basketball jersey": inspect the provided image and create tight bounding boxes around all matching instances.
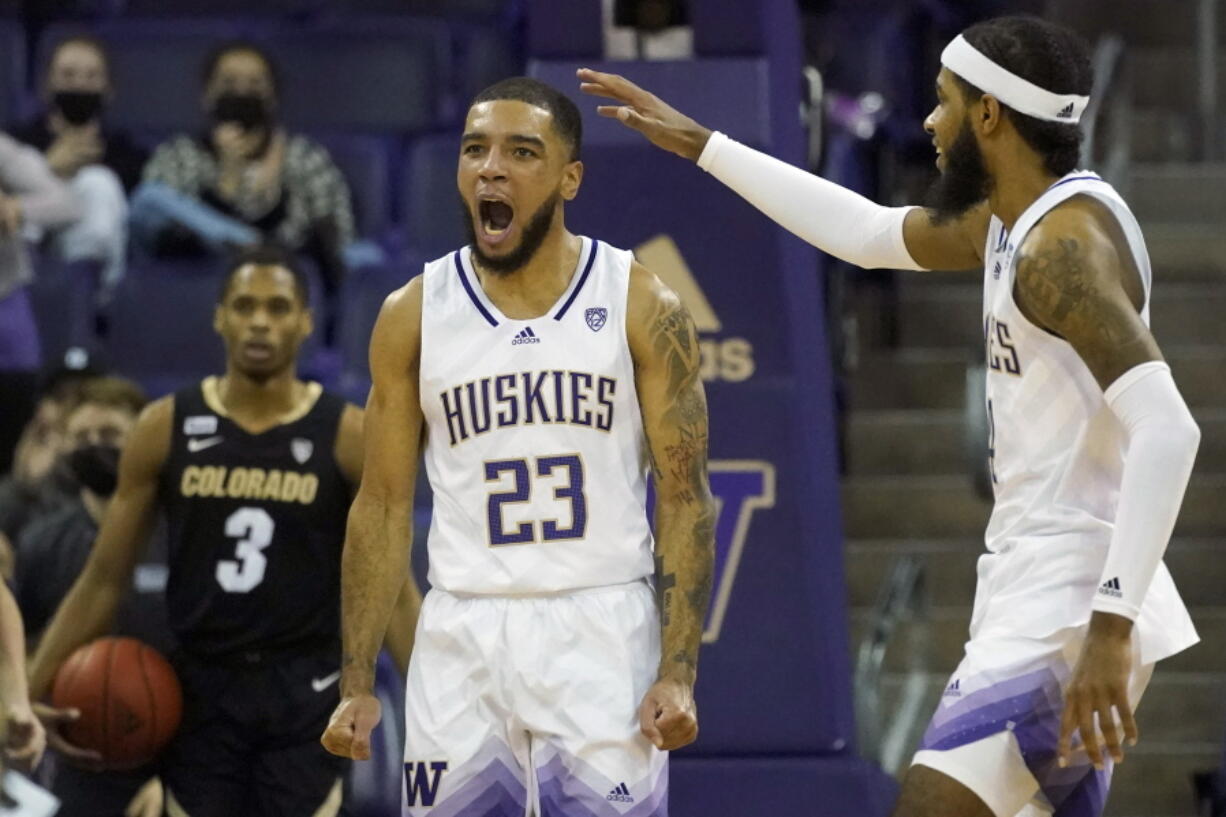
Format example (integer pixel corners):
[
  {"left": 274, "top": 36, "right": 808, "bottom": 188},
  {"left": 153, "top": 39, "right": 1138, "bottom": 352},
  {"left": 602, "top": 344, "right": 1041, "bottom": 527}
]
[
  {"left": 419, "top": 237, "right": 654, "bottom": 594},
  {"left": 981, "top": 170, "right": 1196, "bottom": 662}
]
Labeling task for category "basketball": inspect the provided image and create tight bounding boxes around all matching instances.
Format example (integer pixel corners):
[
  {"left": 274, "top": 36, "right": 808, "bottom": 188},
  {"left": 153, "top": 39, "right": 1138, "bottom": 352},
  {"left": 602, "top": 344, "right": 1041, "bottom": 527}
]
[{"left": 50, "top": 637, "right": 183, "bottom": 770}]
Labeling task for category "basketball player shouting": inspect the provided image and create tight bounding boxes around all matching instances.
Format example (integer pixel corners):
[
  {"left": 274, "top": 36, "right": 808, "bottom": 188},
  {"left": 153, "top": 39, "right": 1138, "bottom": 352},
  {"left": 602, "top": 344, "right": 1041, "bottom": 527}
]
[
  {"left": 321, "top": 78, "right": 715, "bottom": 815},
  {"left": 580, "top": 15, "right": 1200, "bottom": 817},
  {"left": 28, "top": 247, "right": 419, "bottom": 816}
]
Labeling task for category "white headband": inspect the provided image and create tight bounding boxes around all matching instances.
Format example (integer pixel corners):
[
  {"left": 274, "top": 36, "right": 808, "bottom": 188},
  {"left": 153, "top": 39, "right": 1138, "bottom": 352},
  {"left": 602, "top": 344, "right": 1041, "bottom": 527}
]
[{"left": 941, "top": 34, "right": 1089, "bottom": 124}]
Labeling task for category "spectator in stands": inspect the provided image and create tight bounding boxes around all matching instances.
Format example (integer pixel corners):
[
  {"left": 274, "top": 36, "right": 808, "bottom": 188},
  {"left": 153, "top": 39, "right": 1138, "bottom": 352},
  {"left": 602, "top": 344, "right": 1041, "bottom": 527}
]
[
  {"left": 17, "top": 376, "right": 170, "bottom": 817},
  {"left": 12, "top": 36, "right": 148, "bottom": 294},
  {"left": 0, "top": 363, "right": 99, "bottom": 580},
  {"left": 0, "top": 147, "right": 79, "bottom": 503},
  {"left": 130, "top": 42, "right": 357, "bottom": 307}
]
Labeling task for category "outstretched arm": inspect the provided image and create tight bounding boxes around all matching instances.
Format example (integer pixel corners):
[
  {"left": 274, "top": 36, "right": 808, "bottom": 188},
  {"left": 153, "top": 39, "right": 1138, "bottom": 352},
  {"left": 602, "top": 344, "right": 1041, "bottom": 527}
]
[
  {"left": 577, "top": 68, "right": 989, "bottom": 272},
  {"left": 322, "top": 277, "right": 424, "bottom": 760},
  {"left": 1015, "top": 201, "right": 1200, "bottom": 771},
  {"left": 627, "top": 263, "right": 716, "bottom": 751}
]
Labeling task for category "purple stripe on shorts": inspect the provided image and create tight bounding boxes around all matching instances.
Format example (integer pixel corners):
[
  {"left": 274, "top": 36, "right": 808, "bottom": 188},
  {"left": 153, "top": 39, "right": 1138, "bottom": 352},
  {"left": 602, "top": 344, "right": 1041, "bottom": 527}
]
[
  {"left": 418, "top": 756, "right": 527, "bottom": 817},
  {"left": 537, "top": 753, "right": 667, "bottom": 817},
  {"left": 920, "top": 667, "right": 1114, "bottom": 816},
  {"left": 0, "top": 288, "right": 41, "bottom": 370}
]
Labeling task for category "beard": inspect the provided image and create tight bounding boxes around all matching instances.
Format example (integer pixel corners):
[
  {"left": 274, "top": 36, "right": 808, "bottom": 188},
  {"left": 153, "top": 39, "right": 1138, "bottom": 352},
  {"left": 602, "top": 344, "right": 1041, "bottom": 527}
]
[
  {"left": 925, "top": 119, "right": 993, "bottom": 224},
  {"left": 464, "top": 193, "right": 561, "bottom": 276}
]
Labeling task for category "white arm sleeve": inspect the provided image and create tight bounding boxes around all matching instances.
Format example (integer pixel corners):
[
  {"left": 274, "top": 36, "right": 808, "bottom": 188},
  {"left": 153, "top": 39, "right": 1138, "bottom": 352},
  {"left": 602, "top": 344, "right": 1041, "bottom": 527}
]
[
  {"left": 697, "top": 131, "right": 926, "bottom": 271},
  {"left": 1093, "top": 361, "right": 1200, "bottom": 620}
]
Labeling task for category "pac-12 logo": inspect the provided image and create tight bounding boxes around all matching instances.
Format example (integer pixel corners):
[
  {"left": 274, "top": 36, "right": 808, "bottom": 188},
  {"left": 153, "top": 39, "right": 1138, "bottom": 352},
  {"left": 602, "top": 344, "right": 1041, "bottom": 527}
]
[
  {"left": 648, "top": 460, "right": 776, "bottom": 643},
  {"left": 404, "top": 761, "right": 448, "bottom": 807}
]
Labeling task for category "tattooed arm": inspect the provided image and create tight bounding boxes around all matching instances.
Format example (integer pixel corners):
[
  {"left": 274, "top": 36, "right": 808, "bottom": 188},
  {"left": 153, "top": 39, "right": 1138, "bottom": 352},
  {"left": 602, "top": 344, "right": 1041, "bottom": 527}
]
[
  {"left": 626, "top": 262, "right": 716, "bottom": 751},
  {"left": 1016, "top": 198, "right": 1200, "bottom": 771},
  {"left": 1014, "top": 197, "right": 1159, "bottom": 387},
  {"left": 321, "top": 276, "right": 424, "bottom": 760}
]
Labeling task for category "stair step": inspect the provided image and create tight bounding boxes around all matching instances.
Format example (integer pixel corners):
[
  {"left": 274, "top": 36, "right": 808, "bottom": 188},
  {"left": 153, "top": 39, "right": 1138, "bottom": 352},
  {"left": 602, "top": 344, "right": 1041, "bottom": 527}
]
[
  {"left": 1105, "top": 743, "right": 1221, "bottom": 816},
  {"left": 1132, "top": 49, "right": 1226, "bottom": 111},
  {"left": 1144, "top": 224, "right": 1226, "bottom": 276},
  {"left": 851, "top": 346, "right": 1226, "bottom": 410},
  {"left": 845, "top": 538, "right": 1226, "bottom": 607},
  {"left": 850, "top": 607, "right": 1226, "bottom": 674},
  {"left": 847, "top": 408, "right": 1226, "bottom": 476},
  {"left": 853, "top": 281, "right": 1226, "bottom": 350},
  {"left": 842, "top": 473, "right": 1226, "bottom": 538},
  {"left": 1130, "top": 107, "right": 1199, "bottom": 163},
  {"left": 1131, "top": 164, "right": 1226, "bottom": 224},
  {"left": 1049, "top": 0, "right": 1226, "bottom": 48}
]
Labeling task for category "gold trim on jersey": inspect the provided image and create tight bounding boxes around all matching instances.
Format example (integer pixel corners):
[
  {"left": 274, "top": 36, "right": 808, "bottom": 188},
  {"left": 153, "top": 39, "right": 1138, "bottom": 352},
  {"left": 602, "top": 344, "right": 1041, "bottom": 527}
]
[{"left": 202, "top": 376, "right": 323, "bottom": 427}]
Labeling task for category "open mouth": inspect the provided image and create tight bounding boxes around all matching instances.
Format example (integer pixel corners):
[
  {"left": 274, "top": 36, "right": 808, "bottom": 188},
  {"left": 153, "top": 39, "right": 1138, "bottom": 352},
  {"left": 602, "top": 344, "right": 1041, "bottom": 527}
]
[
  {"left": 478, "top": 198, "right": 515, "bottom": 245},
  {"left": 242, "top": 341, "right": 274, "bottom": 363}
]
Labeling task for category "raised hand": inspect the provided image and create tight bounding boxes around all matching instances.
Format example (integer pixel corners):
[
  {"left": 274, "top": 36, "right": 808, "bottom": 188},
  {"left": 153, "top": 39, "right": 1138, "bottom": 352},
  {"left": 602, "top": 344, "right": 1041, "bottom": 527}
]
[{"left": 576, "top": 68, "right": 713, "bottom": 162}]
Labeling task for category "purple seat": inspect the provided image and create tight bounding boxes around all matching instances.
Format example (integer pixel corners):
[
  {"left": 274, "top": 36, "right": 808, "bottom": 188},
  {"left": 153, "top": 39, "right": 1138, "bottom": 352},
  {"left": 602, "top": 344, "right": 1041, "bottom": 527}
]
[
  {"left": 312, "top": 134, "right": 391, "bottom": 238},
  {"left": 337, "top": 257, "right": 420, "bottom": 403},
  {"left": 525, "top": 0, "right": 601, "bottom": 58},
  {"left": 267, "top": 24, "right": 449, "bottom": 133},
  {"left": 399, "top": 132, "right": 465, "bottom": 261},
  {"left": 0, "top": 21, "right": 25, "bottom": 127},
  {"left": 27, "top": 256, "right": 101, "bottom": 364}
]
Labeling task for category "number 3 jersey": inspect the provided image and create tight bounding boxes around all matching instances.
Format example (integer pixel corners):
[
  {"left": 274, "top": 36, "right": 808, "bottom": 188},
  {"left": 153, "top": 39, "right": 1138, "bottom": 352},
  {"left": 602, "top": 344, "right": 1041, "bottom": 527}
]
[
  {"left": 159, "top": 379, "right": 352, "bottom": 656},
  {"left": 419, "top": 237, "right": 654, "bottom": 595}
]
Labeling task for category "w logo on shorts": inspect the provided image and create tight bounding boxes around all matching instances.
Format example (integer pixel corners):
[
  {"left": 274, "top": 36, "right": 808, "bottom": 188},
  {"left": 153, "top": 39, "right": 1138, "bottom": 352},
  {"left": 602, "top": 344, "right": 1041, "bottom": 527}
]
[{"left": 404, "top": 761, "right": 448, "bottom": 806}]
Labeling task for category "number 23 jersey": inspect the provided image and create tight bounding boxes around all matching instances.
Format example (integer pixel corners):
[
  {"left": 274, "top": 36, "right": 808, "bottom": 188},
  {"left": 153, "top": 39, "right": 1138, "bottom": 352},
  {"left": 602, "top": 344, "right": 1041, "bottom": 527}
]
[
  {"left": 419, "top": 237, "right": 654, "bottom": 595},
  {"left": 159, "top": 380, "right": 352, "bottom": 656}
]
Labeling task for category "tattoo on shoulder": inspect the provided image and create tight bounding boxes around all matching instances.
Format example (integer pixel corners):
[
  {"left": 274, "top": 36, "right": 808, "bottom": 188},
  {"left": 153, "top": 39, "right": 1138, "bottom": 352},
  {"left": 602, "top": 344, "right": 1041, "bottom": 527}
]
[{"left": 1015, "top": 238, "right": 1145, "bottom": 347}]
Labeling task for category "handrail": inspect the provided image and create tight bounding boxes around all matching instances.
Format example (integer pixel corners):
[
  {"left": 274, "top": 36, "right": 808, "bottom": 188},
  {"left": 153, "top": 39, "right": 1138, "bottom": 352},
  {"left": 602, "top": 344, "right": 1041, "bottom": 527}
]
[
  {"left": 853, "top": 554, "right": 928, "bottom": 766},
  {"left": 1081, "top": 34, "right": 1132, "bottom": 188},
  {"left": 1199, "top": 0, "right": 1219, "bottom": 160}
]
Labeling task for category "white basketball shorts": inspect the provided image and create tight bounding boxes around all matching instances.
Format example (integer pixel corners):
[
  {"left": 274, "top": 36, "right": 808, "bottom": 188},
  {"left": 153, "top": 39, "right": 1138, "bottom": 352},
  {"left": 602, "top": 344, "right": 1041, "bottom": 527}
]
[
  {"left": 911, "top": 542, "right": 1159, "bottom": 817},
  {"left": 402, "top": 580, "right": 667, "bottom": 816}
]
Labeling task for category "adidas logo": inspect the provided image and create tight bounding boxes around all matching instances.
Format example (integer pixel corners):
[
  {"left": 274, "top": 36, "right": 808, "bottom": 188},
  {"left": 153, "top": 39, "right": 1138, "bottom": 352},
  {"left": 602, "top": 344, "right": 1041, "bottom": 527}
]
[
  {"left": 606, "top": 782, "right": 634, "bottom": 803},
  {"left": 1098, "top": 577, "right": 1123, "bottom": 598},
  {"left": 1056, "top": 102, "right": 1075, "bottom": 119},
  {"left": 511, "top": 326, "right": 540, "bottom": 346},
  {"left": 943, "top": 679, "right": 961, "bottom": 697}
]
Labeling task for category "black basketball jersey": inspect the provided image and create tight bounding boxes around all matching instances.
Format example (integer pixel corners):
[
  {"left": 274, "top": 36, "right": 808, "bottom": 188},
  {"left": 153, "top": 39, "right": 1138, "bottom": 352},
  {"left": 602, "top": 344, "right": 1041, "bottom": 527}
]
[{"left": 159, "top": 381, "right": 352, "bottom": 657}]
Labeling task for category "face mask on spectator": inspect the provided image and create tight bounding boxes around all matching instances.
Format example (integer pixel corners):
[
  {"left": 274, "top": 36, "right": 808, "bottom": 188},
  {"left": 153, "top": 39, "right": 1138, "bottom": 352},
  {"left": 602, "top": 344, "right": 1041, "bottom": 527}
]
[
  {"left": 68, "top": 444, "right": 121, "bottom": 497},
  {"left": 212, "top": 93, "right": 270, "bottom": 130},
  {"left": 54, "top": 91, "right": 105, "bottom": 126}
]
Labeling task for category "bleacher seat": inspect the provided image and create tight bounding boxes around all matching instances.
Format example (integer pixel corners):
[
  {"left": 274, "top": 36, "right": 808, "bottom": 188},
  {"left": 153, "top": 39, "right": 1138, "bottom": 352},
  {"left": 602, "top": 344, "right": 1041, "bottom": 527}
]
[
  {"left": 27, "top": 257, "right": 101, "bottom": 365},
  {"left": 119, "top": 0, "right": 324, "bottom": 17},
  {"left": 38, "top": 20, "right": 251, "bottom": 134},
  {"left": 525, "top": 0, "right": 600, "bottom": 58},
  {"left": 400, "top": 132, "right": 465, "bottom": 261},
  {"left": 0, "top": 21, "right": 25, "bottom": 127},
  {"left": 268, "top": 25, "right": 449, "bottom": 133},
  {"left": 313, "top": 134, "right": 391, "bottom": 238},
  {"left": 103, "top": 258, "right": 229, "bottom": 396},
  {"left": 336, "top": 257, "right": 418, "bottom": 402},
  {"left": 335, "top": 0, "right": 510, "bottom": 23},
  {"left": 456, "top": 25, "right": 523, "bottom": 104}
]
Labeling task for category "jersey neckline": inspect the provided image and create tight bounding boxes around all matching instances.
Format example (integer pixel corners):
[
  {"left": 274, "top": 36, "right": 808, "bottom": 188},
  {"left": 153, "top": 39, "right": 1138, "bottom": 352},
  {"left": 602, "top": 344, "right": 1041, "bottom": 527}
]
[
  {"left": 201, "top": 376, "right": 324, "bottom": 437},
  {"left": 454, "top": 236, "right": 599, "bottom": 327}
]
